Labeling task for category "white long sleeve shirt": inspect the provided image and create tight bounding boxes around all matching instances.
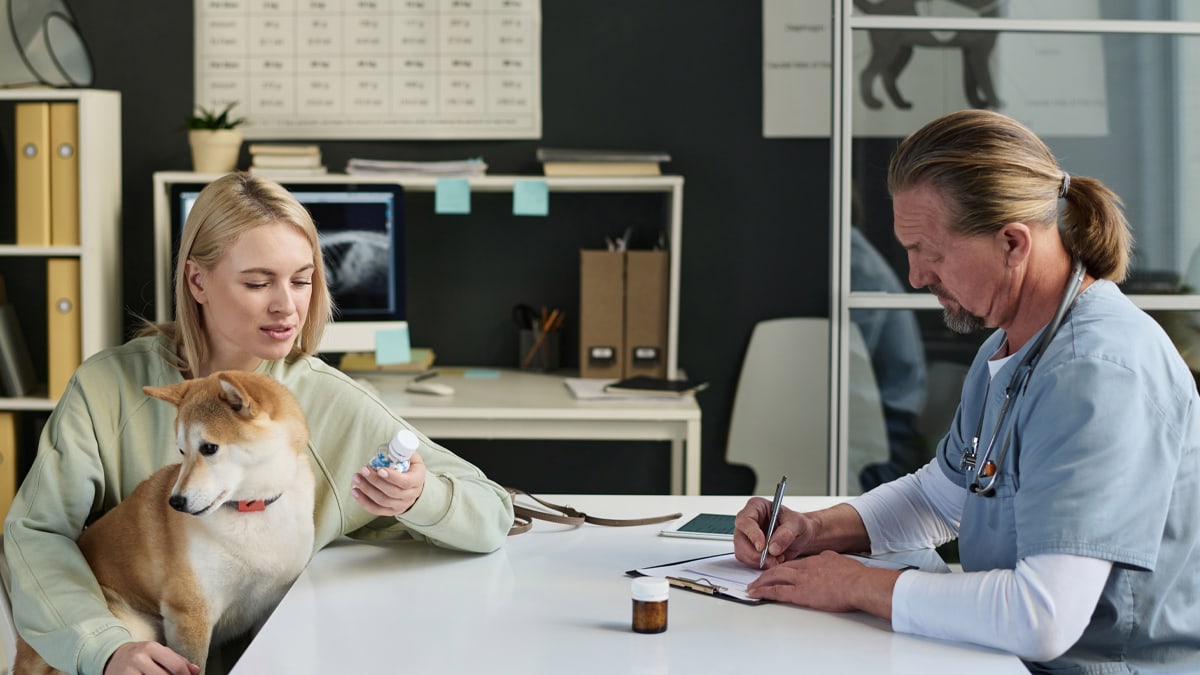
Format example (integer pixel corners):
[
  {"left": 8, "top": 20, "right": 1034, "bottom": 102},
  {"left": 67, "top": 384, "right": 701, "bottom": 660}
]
[{"left": 852, "top": 463, "right": 1111, "bottom": 661}]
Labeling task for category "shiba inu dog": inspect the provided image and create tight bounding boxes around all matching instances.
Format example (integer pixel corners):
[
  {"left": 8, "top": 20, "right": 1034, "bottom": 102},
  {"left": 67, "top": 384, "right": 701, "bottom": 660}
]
[{"left": 15, "top": 371, "right": 315, "bottom": 675}]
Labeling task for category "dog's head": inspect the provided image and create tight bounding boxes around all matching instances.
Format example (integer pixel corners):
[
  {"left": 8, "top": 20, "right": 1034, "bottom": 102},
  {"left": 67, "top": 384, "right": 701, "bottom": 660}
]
[{"left": 144, "top": 371, "right": 311, "bottom": 516}]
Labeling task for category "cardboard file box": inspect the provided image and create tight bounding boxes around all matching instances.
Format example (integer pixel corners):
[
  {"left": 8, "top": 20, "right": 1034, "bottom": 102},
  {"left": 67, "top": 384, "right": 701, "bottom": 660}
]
[
  {"left": 579, "top": 250, "right": 625, "bottom": 378},
  {"left": 623, "top": 250, "right": 668, "bottom": 379}
]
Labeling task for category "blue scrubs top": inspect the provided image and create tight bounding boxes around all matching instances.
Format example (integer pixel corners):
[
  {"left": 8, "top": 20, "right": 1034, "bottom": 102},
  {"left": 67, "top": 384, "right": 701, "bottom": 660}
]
[{"left": 936, "top": 280, "right": 1200, "bottom": 674}]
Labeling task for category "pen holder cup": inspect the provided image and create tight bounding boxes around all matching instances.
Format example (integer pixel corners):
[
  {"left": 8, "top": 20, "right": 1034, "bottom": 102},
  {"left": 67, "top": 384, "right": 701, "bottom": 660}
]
[{"left": 519, "top": 328, "right": 561, "bottom": 372}]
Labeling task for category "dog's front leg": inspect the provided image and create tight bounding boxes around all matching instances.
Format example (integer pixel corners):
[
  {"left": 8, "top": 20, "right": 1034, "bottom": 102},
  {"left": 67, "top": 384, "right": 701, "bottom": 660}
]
[{"left": 162, "top": 603, "right": 212, "bottom": 674}]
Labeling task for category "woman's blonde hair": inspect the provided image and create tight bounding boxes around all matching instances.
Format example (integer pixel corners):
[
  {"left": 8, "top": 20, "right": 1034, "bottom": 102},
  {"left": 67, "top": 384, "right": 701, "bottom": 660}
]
[
  {"left": 887, "top": 108, "right": 1133, "bottom": 282},
  {"left": 141, "top": 172, "right": 333, "bottom": 375}
]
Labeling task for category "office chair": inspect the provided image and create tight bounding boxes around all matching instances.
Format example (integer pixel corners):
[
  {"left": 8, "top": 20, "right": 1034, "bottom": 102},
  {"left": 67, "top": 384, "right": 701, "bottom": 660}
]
[{"left": 725, "top": 318, "right": 888, "bottom": 496}]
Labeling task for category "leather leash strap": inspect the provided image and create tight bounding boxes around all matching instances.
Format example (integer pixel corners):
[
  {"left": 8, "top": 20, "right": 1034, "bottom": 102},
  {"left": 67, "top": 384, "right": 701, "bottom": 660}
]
[{"left": 506, "top": 488, "right": 682, "bottom": 536}]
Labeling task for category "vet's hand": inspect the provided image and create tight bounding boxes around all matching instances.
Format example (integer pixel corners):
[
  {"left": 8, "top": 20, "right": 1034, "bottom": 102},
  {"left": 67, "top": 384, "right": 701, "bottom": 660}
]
[
  {"left": 733, "top": 497, "right": 817, "bottom": 568},
  {"left": 745, "top": 550, "right": 902, "bottom": 618},
  {"left": 352, "top": 450, "right": 427, "bottom": 516},
  {"left": 105, "top": 642, "right": 200, "bottom": 675}
]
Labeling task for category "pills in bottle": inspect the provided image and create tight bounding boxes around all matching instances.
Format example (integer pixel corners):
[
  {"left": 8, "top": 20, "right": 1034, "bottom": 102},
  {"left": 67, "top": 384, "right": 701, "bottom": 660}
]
[
  {"left": 631, "top": 577, "right": 669, "bottom": 634},
  {"left": 368, "top": 429, "right": 419, "bottom": 472}
]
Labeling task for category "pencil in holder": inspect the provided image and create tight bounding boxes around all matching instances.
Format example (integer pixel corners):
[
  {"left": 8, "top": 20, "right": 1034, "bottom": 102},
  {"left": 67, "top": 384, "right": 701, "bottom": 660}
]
[{"left": 519, "top": 328, "right": 561, "bottom": 371}]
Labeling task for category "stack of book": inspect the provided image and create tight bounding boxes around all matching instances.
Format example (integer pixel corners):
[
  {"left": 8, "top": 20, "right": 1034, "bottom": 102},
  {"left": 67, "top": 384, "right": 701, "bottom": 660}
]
[
  {"left": 345, "top": 157, "right": 487, "bottom": 177},
  {"left": 249, "top": 143, "right": 327, "bottom": 178},
  {"left": 536, "top": 148, "right": 670, "bottom": 177}
]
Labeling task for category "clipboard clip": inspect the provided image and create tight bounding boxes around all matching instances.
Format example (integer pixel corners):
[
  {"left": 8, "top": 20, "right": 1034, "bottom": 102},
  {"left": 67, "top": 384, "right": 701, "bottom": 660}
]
[{"left": 666, "top": 576, "right": 727, "bottom": 596}]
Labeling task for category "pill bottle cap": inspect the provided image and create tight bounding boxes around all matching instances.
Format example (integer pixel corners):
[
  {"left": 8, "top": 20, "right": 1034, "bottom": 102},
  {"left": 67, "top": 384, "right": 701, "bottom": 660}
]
[
  {"left": 631, "top": 577, "right": 669, "bottom": 602},
  {"left": 389, "top": 429, "right": 419, "bottom": 460}
]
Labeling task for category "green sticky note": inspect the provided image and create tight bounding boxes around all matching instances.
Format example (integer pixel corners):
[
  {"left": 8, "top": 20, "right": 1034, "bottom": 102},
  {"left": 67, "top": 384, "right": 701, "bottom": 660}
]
[
  {"left": 375, "top": 327, "right": 412, "bottom": 365},
  {"left": 512, "top": 179, "right": 549, "bottom": 216},
  {"left": 435, "top": 178, "right": 471, "bottom": 214}
]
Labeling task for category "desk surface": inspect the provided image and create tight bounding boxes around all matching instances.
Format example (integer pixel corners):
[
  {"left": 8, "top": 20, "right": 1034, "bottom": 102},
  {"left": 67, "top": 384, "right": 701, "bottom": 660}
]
[
  {"left": 230, "top": 495, "right": 1024, "bottom": 674},
  {"left": 356, "top": 368, "right": 701, "bottom": 420},
  {"left": 356, "top": 370, "right": 704, "bottom": 494}
]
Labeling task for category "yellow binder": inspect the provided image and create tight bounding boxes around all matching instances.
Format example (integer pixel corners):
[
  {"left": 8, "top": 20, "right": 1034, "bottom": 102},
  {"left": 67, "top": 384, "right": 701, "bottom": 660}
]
[
  {"left": 47, "top": 258, "right": 81, "bottom": 400},
  {"left": 50, "top": 102, "right": 80, "bottom": 246},
  {"left": 15, "top": 102, "right": 52, "bottom": 246},
  {"left": 0, "top": 411, "right": 16, "bottom": 533}
]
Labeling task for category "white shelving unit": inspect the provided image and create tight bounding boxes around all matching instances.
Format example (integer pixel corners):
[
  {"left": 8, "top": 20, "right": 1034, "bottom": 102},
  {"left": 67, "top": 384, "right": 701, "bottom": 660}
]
[
  {"left": 152, "top": 171, "right": 686, "bottom": 379},
  {"left": 0, "top": 89, "right": 122, "bottom": 412}
]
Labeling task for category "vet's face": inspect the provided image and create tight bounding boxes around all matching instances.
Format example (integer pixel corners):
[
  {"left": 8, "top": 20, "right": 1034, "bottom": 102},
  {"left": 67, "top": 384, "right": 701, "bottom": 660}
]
[
  {"left": 188, "top": 222, "right": 314, "bottom": 373},
  {"left": 893, "top": 184, "right": 1007, "bottom": 333}
]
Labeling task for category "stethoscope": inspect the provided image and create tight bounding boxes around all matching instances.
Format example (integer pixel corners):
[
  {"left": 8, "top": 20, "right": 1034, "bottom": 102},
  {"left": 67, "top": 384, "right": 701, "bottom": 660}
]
[{"left": 958, "top": 259, "right": 1086, "bottom": 497}]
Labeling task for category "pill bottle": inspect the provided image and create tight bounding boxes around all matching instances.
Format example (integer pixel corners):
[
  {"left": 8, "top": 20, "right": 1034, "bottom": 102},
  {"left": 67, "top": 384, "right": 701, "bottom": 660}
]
[
  {"left": 631, "top": 577, "right": 669, "bottom": 634},
  {"left": 368, "top": 429, "right": 418, "bottom": 472}
]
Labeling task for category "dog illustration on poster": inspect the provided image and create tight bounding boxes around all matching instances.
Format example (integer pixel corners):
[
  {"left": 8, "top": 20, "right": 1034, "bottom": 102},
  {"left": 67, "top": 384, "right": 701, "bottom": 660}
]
[{"left": 855, "top": 0, "right": 1002, "bottom": 111}]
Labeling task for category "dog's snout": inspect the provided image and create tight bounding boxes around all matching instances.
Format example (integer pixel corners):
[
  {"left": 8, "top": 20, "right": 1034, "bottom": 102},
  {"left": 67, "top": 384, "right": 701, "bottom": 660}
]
[{"left": 168, "top": 495, "right": 189, "bottom": 513}]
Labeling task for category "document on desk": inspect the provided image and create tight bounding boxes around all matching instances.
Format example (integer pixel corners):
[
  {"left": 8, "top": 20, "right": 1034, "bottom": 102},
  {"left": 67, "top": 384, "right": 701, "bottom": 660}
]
[{"left": 630, "top": 552, "right": 917, "bottom": 605}]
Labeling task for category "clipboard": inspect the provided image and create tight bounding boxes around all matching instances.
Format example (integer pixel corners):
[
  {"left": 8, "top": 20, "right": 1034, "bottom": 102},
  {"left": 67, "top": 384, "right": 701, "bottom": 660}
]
[
  {"left": 626, "top": 552, "right": 765, "bottom": 605},
  {"left": 627, "top": 551, "right": 918, "bottom": 606}
]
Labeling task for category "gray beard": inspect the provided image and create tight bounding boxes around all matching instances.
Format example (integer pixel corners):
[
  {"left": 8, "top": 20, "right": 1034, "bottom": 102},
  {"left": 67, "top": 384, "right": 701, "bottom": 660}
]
[{"left": 943, "top": 306, "right": 985, "bottom": 334}]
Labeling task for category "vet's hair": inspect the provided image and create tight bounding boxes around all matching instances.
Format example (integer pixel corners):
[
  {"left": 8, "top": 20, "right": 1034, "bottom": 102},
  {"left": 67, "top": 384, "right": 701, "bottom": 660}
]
[
  {"left": 887, "top": 108, "right": 1133, "bottom": 282},
  {"left": 140, "top": 172, "right": 333, "bottom": 375}
]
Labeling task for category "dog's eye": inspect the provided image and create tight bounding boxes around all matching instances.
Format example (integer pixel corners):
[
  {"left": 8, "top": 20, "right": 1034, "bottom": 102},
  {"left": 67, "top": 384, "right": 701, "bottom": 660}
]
[
  {"left": 199, "top": 442, "right": 219, "bottom": 456},
  {"left": 178, "top": 446, "right": 184, "bottom": 456}
]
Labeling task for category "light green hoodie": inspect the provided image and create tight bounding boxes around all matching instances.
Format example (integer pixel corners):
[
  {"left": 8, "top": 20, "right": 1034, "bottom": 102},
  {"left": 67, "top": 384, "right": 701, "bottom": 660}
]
[{"left": 5, "top": 335, "right": 513, "bottom": 674}]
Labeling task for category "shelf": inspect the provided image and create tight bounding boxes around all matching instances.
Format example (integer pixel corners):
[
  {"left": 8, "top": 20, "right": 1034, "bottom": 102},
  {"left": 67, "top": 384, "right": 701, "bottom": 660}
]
[
  {"left": 0, "top": 245, "right": 83, "bottom": 257},
  {"left": 153, "top": 171, "right": 685, "bottom": 379}
]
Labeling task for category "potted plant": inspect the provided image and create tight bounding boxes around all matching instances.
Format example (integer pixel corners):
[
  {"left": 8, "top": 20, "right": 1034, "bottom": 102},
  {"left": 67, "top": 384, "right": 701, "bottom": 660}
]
[{"left": 185, "top": 102, "right": 247, "bottom": 174}]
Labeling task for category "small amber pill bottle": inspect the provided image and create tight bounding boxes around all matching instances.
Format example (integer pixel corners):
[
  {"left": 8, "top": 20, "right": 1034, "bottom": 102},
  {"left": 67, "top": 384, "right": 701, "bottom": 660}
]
[{"left": 631, "top": 577, "right": 669, "bottom": 633}]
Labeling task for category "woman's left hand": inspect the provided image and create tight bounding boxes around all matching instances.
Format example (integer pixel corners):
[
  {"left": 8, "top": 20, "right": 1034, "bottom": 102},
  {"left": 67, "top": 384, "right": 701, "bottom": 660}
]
[{"left": 351, "top": 451, "right": 426, "bottom": 516}]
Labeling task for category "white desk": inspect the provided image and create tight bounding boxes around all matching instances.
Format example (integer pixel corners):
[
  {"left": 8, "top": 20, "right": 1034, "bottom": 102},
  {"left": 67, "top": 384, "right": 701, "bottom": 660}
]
[
  {"left": 230, "top": 495, "right": 1025, "bottom": 674},
  {"left": 357, "top": 369, "right": 703, "bottom": 495}
]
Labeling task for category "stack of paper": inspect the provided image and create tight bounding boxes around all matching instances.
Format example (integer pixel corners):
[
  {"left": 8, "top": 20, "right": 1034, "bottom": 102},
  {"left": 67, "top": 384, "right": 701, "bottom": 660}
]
[{"left": 345, "top": 157, "right": 487, "bottom": 176}]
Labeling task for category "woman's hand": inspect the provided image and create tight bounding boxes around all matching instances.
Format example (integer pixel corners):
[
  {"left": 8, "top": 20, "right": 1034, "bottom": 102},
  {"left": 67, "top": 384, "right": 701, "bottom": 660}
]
[
  {"left": 351, "top": 450, "right": 427, "bottom": 516},
  {"left": 105, "top": 642, "right": 200, "bottom": 675}
]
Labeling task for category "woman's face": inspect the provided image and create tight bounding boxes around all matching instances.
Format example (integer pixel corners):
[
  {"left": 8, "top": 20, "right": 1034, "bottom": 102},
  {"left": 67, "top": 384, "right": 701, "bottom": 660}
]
[{"left": 187, "top": 221, "right": 315, "bottom": 375}]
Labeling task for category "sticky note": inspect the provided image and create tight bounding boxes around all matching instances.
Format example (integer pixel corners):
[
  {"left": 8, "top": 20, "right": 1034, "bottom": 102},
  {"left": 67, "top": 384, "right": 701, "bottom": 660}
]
[
  {"left": 463, "top": 369, "right": 501, "bottom": 378},
  {"left": 435, "top": 178, "right": 471, "bottom": 214},
  {"left": 512, "top": 179, "right": 549, "bottom": 216},
  {"left": 375, "top": 326, "right": 412, "bottom": 365}
]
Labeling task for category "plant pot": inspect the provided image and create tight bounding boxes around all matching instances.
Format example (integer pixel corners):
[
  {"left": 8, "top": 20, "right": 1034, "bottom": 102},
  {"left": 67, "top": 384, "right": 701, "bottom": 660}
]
[{"left": 188, "top": 129, "right": 243, "bottom": 173}]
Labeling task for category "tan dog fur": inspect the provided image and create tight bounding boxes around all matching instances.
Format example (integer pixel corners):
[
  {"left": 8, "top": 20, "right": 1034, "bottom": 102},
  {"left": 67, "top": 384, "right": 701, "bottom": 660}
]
[{"left": 15, "top": 371, "right": 315, "bottom": 674}]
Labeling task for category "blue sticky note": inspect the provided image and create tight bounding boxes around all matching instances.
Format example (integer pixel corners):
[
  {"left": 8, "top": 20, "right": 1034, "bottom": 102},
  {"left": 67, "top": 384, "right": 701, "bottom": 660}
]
[
  {"left": 435, "top": 178, "right": 471, "bottom": 214},
  {"left": 512, "top": 179, "right": 549, "bottom": 216},
  {"left": 375, "top": 327, "right": 412, "bottom": 365},
  {"left": 463, "top": 369, "right": 501, "bottom": 378}
]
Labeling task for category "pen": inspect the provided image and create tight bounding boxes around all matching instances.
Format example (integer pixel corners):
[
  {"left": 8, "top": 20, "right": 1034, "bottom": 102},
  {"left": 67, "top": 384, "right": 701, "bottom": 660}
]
[
  {"left": 759, "top": 475, "right": 787, "bottom": 569},
  {"left": 414, "top": 370, "right": 438, "bottom": 382}
]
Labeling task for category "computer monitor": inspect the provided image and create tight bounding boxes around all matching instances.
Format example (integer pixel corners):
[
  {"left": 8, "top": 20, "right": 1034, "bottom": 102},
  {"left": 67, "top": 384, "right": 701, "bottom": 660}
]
[{"left": 166, "top": 181, "right": 406, "bottom": 354}]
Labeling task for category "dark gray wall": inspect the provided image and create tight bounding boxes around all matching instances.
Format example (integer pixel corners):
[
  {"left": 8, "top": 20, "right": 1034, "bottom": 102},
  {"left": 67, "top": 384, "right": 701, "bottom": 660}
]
[{"left": 68, "top": 1, "right": 832, "bottom": 494}]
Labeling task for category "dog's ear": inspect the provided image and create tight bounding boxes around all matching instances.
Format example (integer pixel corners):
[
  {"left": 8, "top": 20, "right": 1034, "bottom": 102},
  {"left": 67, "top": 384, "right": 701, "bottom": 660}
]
[
  {"left": 143, "top": 381, "right": 189, "bottom": 407},
  {"left": 217, "top": 374, "right": 258, "bottom": 418}
]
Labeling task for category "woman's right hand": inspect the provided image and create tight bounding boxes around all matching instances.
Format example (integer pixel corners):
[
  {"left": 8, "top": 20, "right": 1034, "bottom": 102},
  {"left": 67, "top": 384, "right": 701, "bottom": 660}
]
[
  {"left": 105, "top": 642, "right": 200, "bottom": 675},
  {"left": 733, "top": 497, "right": 818, "bottom": 569}
]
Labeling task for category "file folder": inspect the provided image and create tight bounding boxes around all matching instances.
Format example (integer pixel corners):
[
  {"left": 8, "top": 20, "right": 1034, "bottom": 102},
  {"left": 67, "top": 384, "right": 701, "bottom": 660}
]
[
  {"left": 50, "top": 102, "right": 80, "bottom": 246},
  {"left": 623, "top": 250, "right": 668, "bottom": 379},
  {"left": 579, "top": 250, "right": 625, "bottom": 378},
  {"left": 0, "top": 412, "right": 15, "bottom": 533},
  {"left": 47, "top": 258, "right": 81, "bottom": 400},
  {"left": 15, "top": 102, "right": 52, "bottom": 246}
]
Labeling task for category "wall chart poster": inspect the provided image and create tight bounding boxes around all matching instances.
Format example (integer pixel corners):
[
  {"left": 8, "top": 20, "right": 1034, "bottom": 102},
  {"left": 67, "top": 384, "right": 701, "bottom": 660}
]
[{"left": 195, "top": 0, "right": 542, "bottom": 140}]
